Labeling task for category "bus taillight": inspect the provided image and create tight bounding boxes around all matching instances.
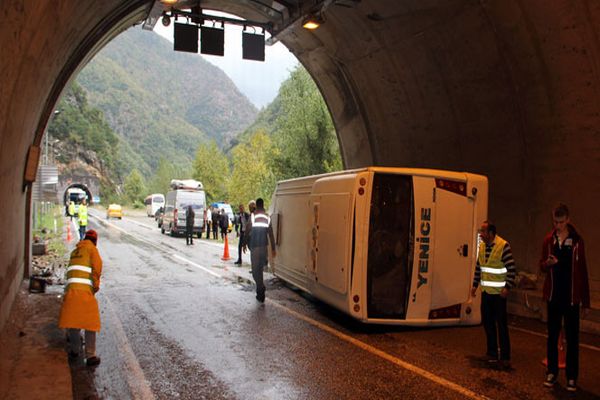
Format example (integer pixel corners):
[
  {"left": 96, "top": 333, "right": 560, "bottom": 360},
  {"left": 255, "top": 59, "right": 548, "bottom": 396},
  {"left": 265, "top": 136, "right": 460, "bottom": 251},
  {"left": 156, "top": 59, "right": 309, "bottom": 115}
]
[
  {"left": 174, "top": 208, "right": 178, "bottom": 227},
  {"left": 435, "top": 179, "right": 466, "bottom": 196},
  {"left": 429, "top": 304, "right": 461, "bottom": 319}
]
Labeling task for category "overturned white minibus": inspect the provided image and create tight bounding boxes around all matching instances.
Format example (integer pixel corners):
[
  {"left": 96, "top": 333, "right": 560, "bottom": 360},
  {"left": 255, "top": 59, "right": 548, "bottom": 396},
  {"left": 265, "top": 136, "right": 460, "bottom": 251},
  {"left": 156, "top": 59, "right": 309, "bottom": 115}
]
[{"left": 270, "top": 167, "right": 487, "bottom": 326}]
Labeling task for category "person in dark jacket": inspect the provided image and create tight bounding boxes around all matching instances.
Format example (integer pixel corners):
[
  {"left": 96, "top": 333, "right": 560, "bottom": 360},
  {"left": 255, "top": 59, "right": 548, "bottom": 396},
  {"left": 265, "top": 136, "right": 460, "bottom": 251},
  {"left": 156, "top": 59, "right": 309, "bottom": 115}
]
[
  {"left": 185, "top": 205, "right": 195, "bottom": 245},
  {"left": 540, "top": 203, "right": 590, "bottom": 392},
  {"left": 243, "top": 198, "right": 275, "bottom": 303},
  {"left": 211, "top": 208, "right": 220, "bottom": 240},
  {"left": 234, "top": 204, "right": 250, "bottom": 265},
  {"left": 220, "top": 209, "right": 229, "bottom": 240}
]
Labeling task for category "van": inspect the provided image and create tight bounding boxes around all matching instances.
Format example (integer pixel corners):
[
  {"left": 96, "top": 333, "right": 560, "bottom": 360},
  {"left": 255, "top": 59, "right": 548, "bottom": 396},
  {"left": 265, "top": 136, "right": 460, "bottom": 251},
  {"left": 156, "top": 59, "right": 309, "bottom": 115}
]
[{"left": 161, "top": 180, "right": 206, "bottom": 237}]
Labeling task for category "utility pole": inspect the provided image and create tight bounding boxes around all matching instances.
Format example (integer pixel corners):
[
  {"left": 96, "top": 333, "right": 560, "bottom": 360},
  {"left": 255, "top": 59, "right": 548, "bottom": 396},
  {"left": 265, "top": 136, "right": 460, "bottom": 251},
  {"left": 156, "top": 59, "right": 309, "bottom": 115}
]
[{"left": 44, "top": 109, "right": 61, "bottom": 165}]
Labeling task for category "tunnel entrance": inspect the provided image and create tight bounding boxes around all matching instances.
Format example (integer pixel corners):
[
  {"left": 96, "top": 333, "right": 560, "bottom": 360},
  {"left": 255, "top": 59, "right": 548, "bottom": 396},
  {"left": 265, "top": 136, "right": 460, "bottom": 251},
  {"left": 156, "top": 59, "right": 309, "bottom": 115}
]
[{"left": 63, "top": 184, "right": 93, "bottom": 206}]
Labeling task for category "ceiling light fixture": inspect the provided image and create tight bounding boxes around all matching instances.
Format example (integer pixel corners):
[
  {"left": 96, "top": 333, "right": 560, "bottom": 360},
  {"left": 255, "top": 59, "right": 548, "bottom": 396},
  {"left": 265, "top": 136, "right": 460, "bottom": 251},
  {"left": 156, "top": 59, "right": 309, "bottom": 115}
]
[{"left": 302, "top": 13, "right": 324, "bottom": 30}]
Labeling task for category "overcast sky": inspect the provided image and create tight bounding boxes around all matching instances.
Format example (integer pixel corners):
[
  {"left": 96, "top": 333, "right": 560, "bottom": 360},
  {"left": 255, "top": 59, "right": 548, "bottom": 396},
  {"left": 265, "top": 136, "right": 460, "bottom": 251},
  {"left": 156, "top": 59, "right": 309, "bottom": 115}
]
[{"left": 153, "top": 15, "right": 299, "bottom": 109}]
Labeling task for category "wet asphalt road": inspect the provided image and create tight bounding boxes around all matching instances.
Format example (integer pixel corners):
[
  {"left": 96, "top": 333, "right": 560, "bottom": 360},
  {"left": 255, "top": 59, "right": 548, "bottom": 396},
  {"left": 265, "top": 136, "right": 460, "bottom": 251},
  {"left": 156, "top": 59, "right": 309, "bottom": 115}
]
[{"left": 66, "top": 211, "right": 600, "bottom": 400}]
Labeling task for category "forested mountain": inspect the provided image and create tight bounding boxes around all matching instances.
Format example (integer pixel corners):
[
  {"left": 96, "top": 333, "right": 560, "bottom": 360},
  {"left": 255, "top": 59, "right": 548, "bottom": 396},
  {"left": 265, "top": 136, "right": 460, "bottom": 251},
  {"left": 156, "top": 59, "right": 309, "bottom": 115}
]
[
  {"left": 48, "top": 83, "right": 135, "bottom": 198},
  {"left": 76, "top": 26, "right": 257, "bottom": 174},
  {"left": 195, "top": 65, "right": 342, "bottom": 207}
]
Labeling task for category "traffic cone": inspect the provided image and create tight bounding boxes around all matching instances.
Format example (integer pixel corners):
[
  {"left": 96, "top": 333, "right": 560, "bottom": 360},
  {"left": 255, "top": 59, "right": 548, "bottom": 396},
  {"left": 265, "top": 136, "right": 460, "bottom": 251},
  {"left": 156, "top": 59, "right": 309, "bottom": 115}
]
[
  {"left": 542, "top": 329, "right": 567, "bottom": 369},
  {"left": 221, "top": 234, "right": 231, "bottom": 261},
  {"left": 66, "top": 223, "right": 72, "bottom": 242}
]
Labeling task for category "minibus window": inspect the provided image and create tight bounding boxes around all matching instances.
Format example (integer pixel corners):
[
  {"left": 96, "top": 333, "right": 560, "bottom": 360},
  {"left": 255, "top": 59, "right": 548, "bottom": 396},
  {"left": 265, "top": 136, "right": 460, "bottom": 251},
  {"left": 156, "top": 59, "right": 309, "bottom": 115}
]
[{"left": 367, "top": 174, "right": 413, "bottom": 319}]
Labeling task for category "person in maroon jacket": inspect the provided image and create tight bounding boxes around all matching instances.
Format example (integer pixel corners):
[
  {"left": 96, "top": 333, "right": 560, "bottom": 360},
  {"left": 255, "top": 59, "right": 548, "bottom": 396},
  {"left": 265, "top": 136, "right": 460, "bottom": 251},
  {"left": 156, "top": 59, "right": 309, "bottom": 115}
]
[{"left": 540, "top": 203, "right": 590, "bottom": 392}]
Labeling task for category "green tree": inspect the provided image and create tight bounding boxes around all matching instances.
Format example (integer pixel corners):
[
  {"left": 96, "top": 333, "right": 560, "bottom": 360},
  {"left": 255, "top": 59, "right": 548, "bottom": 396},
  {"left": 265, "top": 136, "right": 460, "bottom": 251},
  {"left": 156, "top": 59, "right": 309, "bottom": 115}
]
[
  {"left": 123, "top": 169, "right": 146, "bottom": 205},
  {"left": 192, "top": 141, "right": 230, "bottom": 202},
  {"left": 270, "top": 66, "right": 342, "bottom": 180},
  {"left": 147, "top": 158, "right": 177, "bottom": 195},
  {"left": 229, "top": 131, "right": 276, "bottom": 207}
]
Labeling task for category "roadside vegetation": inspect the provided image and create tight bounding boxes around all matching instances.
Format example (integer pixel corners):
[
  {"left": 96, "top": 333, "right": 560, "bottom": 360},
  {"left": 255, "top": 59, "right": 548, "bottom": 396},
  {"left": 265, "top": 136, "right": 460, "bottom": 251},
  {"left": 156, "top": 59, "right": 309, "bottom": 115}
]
[{"left": 32, "top": 205, "right": 66, "bottom": 255}]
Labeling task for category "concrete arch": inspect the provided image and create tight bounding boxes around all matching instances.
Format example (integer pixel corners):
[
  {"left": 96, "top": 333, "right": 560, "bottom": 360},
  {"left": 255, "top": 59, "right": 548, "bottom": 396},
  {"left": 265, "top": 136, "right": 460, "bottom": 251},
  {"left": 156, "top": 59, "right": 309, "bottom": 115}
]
[{"left": 1, "top": 0, "right": 599, "bottom": 329}]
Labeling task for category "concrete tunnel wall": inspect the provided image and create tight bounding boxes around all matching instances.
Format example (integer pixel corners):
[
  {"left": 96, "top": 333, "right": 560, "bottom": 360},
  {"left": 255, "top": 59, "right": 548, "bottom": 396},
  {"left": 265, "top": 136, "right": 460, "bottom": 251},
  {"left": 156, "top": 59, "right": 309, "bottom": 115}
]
[{"left": 1, "top": 0, "right": 599, "bottom": 330}]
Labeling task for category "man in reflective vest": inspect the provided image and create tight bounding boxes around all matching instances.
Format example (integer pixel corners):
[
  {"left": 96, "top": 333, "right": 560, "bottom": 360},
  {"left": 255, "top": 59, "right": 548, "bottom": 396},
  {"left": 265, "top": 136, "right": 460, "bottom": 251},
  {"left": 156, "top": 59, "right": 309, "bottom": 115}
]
[
  {"left": 68, "top": 201, "right": 75, "bottom": 221},
  {"left": 78, "top": 199, "right": 88, "bottom": 240},
  {"left": 58, "top": 229, "right": 103, "bottom": 366},
  {"left": 243, "top": 198, "right": 276, "bottom": 303},
  {"left": 471, "top": 221, "right": 517, "bottom": 369}
]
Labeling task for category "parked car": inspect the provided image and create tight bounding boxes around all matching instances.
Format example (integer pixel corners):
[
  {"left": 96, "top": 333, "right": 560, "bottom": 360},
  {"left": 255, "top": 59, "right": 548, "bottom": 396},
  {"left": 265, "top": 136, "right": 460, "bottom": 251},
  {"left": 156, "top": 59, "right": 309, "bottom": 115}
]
[{"left": 106, "top": 204, "right": 123, "bottom": 219}]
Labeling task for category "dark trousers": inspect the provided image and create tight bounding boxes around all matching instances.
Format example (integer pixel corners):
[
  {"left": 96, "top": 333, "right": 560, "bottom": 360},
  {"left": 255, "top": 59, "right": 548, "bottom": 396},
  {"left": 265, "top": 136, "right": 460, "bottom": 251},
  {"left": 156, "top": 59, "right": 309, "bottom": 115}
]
[
  {"left": 212, "top": 224, "right": 218, "bottom": 239},
  {"left": 79, "top": 225, "right": 86, "bottom": 240},
  {"left": 547, "top": 301, "right": 580, "bottom": 380},
  {"left": 205, "top": 222, "right": 211, "bottom": 239},
  {"left": 250, "top": 246, "right": 267, "bottom": 298},
  {"left": 481, "top": 291, "right": 510, "bottom": 360},
  {"left": 237, "top": 231, "right": 245, "bottom": 262},
  {"left": 185, "top": 226, "right": 194, "bottom": 245}
]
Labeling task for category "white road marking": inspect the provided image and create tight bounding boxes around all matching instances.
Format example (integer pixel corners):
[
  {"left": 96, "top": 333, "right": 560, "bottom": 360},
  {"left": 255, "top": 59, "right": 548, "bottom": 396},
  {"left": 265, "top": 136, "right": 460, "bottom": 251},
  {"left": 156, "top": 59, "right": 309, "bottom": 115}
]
[
  {"left": 125, "top": 218, "right": 154, "bottom": 230},
  {"left": 267, "top": 300, "right": 491, "bottom": 400},
  {"left": 510, "top": 326, "right": 600, "bottom": 352},
  {"left": 103, "top": 296, "right": 156, "bottom": 400},
  {"left": 171, "top": 254, "right": 221, "bottom": 278}
]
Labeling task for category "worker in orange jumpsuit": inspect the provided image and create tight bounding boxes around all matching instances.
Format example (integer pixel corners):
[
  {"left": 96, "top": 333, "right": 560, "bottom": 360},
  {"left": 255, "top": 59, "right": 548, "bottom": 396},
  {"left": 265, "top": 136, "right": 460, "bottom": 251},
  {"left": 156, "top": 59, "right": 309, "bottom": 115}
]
[{"left": 58, "top": 229, "right": 103, "bottom": 366}]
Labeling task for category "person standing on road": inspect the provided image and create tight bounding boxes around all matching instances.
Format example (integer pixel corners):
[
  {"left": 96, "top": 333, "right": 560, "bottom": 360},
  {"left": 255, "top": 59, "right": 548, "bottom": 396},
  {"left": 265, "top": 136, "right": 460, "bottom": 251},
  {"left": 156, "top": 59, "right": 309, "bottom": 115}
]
[
  {"left": 185, "top": 205, "right": 195, "bottom": 245},
  {"left": 234, "top": 204, "right": 250, "bottom": 265},
  {"left": 68, "top": 201, "right": 75, "bottom": 221},
  {"left": 471, "top": 221, "right": 516, "bottom": 369},
  {"left": 78, "top": 199, "right": 88, "bottom": 240},
  {"left": 58, "top": 229, "right": 103, "bottom": 366},
  {"left": 205, "top": 207, "right": 212, "bottom": 239},
  {"left": 243, "top": 198, "right": 276, "bottom": 303},
  {"left": 220, "top": 208, "right": 229, "bottom": 240},
  {"left": 540, "top": 203, "right": 590, "bottom": 392},
  {"left": 212, "top": 208, "right": 220, "bottom": 240}
]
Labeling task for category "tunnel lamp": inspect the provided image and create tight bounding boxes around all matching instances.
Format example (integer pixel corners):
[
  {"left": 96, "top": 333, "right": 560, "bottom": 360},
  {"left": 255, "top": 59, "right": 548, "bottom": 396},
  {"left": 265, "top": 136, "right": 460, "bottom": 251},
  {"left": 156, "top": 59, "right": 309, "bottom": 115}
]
[
  {"left": 161, "top": 0, "right": 178, "bottom": 4},
  {"left": 302, "top": 14, "right": 323, "bottom": 30}
]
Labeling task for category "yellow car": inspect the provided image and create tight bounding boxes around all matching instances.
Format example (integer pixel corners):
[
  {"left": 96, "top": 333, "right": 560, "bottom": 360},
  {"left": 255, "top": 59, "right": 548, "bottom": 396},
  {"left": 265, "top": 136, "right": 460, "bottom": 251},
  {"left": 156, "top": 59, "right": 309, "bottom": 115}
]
[{"left": 106, "top": 204, "right": 123, "bottom": 219}]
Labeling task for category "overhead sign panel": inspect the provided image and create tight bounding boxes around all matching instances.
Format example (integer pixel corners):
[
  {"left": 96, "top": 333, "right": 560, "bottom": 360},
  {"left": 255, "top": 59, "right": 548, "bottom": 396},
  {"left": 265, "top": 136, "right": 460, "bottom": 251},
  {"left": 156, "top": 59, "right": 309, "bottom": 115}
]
[
  {"left": 200, "top": 26, "right": 225, "bottom": 56},
  {"left": 174, "top": 23, "right": 198, "bottom": 53},
  {"left": 242, "top": 32, "right": 265, "bottom": 61}
]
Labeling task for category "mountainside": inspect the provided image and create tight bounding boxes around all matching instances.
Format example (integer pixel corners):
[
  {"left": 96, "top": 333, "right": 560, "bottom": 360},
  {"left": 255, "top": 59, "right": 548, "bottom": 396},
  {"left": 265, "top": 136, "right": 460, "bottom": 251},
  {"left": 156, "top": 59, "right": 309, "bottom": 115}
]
[{"left": 76, "top": 26, "right": 257, "bottom": 173}]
